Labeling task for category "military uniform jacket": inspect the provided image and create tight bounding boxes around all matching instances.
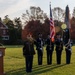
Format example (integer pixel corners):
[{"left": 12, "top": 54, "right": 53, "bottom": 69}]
[
  {"left": 55, "top": 39, "right": 63, "bottom": 51},
  {"left": 36, "top": 38, "right": 44, "bottom": 51},
  {"left": 46, "top": 38, "right": 54, "bottom": 51},
  {"left": 23, "top": 40, "right": 35, "bottom": 56},
  {"left": 65, "top": 43, "right": 72, "bottom": 52}
]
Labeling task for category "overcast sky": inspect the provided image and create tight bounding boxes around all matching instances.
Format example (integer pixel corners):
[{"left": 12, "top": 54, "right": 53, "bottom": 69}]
[{"left": 0, "top": 0, "right": 75, "bottom": 19}]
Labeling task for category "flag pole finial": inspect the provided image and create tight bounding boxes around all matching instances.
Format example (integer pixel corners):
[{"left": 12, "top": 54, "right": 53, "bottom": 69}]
[
  {"left": 50, "top": 2, "right": 51, "bottom": 7},
  {"left": 67, "top": 5, "right": 69, "bottom": 8}
]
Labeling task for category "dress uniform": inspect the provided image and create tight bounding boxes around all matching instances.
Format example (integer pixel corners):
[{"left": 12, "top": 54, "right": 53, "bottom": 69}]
[
  {"left": 65, "top": 39, "right": 72, "bottom": 64},
  {"left": 36, "top": 34, "right": 44, "bottom": 65},
  {"left": 55, "top": 34, "right": 63, "bottom": 64},
  {"left": 63, "top": 29, "right": 72, "bottom": 64},
  {"left": 46, "top": 36, "right": 54, "bottom": 65},
  {"left": 23, "top": 34, "right": 35, "bottom": 72}
]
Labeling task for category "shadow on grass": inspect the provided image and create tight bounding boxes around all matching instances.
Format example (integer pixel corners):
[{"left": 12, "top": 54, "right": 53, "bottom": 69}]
[
  {"left": 5, "top": 64, "right": 67, "bottom": 75},
  {"left": 32, "top": 64, "right": 67, "bottom": 75}
]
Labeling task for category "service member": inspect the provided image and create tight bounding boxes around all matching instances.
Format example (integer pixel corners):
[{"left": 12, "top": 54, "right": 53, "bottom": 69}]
[
  {"left": 55, "top": 34, "right": 63, "bottom": 64},
  {"left": 23, "top": 34, "right": 35, "bottom": 72},
  {"left": 63, "top": 29, "right": 72, "bottom": 64},
  {"left": 36, "top": 33, "right": 44, "bottom": 65},
  {"left": 46, "top": 35, "right": 54, "bottom": 65}
]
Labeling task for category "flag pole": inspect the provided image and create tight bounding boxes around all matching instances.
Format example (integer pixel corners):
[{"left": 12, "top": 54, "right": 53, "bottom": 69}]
[
  {"left": 49, "top": 2, "right": 51, "bottom": 37},
  {"left": 50, "top": 2, "right": 51, "bottom": 48},
  {"left": 50, "top": 2, "right": 55, "bottom": 42}
]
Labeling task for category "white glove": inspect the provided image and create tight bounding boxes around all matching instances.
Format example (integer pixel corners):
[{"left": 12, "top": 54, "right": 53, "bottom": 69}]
[{"left": 40, "top": 48, "right": 42, "bottom": 50}]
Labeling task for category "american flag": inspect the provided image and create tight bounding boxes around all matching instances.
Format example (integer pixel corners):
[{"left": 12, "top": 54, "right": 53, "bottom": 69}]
[{"left": 50, "top": 4, "right": 55, "bottom": 42}]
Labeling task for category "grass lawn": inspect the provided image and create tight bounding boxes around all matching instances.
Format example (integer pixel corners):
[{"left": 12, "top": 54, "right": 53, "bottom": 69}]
[{"left": 4, "top": 46, "right": 75, "bottom": 75}]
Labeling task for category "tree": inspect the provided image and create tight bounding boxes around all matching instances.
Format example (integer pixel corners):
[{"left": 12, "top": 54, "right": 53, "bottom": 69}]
[
  {"left": 22, "top": 6, "right": 67, "bottom": 40},
  {"left": 72, "top": 7, "right": 75, "bottom": 18},
  {"left": 0, "top": 17, "right": 2, "bottom": 22},
  {"left": 14, "top": 17, "right": 22, "bottom": 40},
  {"left": 70, "top": 17, "right": 75, "bottom": 39},
  {"left": 2, "top": 15, "right": 23, "bottom": 44},
  {"left": 52, "top": 7, "right": 65, "bottom": 37},
  {"left": 6, "top": 20, "right": 18, "bottom": 44},
  {"left": 3, "top": 15, "right": 10, "bottom": 24},
  {"left": 22, "top": 20, "right": 43, "bottom": 39},
  {"left": 52, "top": 7, "right": 65, "bottom": 22},
  {"left": 22, "top": 6, "right": 48, "bottom": 27}
]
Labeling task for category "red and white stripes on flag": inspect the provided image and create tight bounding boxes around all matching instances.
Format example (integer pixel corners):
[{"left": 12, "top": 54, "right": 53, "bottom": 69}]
[{"left": 50, "top": 4, "right": 55, "bottom": 42}]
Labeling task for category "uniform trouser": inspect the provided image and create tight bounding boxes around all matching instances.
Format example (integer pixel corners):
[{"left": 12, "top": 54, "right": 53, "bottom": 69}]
[
  {"left": 37, "top": 50, "right": 43, "bottom": 65},
  {"left": 66, "top": 50, "right": 71, "bottom": 64},
  {"left": 47, "top": 50, "right": 53, "bottom": 64},
  {"left": 25, "top": 55, "right": 33, "bottom": 72},
  {"left": 56, "top": 50, "right": 62, "bottom": 64}
]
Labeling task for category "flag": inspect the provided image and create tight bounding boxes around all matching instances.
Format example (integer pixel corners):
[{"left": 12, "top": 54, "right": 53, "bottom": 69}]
[
  {"left": 50, "top": 4, "right": 55, "bottom": 42},
  {"left": 64, "top": 5, "right": 71, "bottom": 44},
  {"left": 65, "top": 5, "right": 71, "bottom": 29}
]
